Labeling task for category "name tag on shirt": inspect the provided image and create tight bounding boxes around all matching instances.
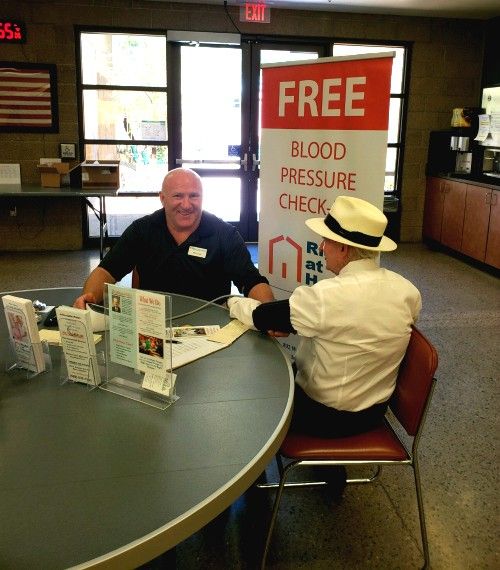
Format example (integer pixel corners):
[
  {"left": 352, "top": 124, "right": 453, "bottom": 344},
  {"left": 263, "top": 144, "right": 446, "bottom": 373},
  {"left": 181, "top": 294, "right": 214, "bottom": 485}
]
[{"left": 188, "top": 246, "right": 207, "bottom": 258}]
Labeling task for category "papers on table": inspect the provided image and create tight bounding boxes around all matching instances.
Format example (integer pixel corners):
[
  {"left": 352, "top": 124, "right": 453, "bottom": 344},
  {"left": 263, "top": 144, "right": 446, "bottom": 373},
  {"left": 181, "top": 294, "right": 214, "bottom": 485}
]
[{"left": 168, "top": 320, "right": 251, "bottom": 369}]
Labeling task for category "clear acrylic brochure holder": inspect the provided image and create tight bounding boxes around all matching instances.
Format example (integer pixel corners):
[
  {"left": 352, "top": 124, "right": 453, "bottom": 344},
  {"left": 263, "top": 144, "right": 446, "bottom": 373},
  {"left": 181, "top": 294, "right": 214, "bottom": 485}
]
[
  {"left": 59, "top": 351, "right": 103, "bottom": 389},
  {"left": 5, "top": 338, "right": 52, "bottom": 380},
  {"left": 98, "top": 284, "right": 177, "bottom": 410}
]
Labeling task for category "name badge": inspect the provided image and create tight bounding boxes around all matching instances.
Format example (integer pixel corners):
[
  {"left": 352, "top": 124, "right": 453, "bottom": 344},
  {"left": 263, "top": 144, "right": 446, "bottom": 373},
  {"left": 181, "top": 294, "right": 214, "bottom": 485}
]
[{"left": 188, "top": 246, "right": 207, "bottom": 258}]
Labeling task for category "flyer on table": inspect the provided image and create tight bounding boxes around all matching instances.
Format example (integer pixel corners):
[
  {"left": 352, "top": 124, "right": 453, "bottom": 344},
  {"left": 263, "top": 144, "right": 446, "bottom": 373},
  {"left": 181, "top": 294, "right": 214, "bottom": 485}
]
[{"left": 108, "top": 285, "right": 170, "bottom": 373}]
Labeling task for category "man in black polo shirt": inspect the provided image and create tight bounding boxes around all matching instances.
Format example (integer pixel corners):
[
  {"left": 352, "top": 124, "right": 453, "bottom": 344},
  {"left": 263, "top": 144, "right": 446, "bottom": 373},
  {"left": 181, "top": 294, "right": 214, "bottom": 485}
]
[{"left": 74, "top": 168, "right": 274, "bottom": 307}]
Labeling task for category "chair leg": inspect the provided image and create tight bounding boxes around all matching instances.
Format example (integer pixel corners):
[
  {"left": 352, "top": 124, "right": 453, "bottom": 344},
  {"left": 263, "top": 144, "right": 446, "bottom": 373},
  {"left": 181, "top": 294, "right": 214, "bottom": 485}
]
[
  {"left": 260, "top": 461, "right": 295, "bottom": 569},
  {"left": 412, "top": 459, "right": 430, "bottom": 569}
]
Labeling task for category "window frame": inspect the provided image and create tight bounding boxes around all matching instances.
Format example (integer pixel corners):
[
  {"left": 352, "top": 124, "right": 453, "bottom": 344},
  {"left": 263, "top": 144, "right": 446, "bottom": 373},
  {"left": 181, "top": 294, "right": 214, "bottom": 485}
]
[{"left": 76, "top": 27, "right": 411, "bottom": 246}]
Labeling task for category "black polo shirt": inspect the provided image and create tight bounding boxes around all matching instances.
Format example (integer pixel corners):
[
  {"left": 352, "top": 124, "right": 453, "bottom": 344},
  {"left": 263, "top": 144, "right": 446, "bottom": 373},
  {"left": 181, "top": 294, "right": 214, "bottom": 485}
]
[{"left": 99, "top": 209, "right": 268, "bottom": 302}]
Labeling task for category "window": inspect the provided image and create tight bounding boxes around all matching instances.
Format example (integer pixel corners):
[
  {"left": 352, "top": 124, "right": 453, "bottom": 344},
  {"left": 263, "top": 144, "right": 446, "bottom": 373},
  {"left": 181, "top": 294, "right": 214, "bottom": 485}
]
[
  {"left": 80, "top": 32, "right": 168, "bottom": 186},
  {"left": 331, "top": 43, "right": 409, "bottom": 198},
  {"left": 79, "top": 31, "right": 169, "bottom": 239}
]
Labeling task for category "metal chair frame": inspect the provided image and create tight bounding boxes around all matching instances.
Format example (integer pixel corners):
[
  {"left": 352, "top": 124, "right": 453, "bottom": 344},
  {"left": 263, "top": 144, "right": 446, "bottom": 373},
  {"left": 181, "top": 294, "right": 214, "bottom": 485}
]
[{"left": 259, "top": 327, "right": 438, "bottom": 570}]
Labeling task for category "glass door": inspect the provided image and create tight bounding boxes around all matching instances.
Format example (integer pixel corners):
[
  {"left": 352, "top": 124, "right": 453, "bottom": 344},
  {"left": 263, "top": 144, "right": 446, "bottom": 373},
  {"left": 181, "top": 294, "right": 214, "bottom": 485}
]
[{"left": 171, "top": 39, "right": 326, "bottom": 241}]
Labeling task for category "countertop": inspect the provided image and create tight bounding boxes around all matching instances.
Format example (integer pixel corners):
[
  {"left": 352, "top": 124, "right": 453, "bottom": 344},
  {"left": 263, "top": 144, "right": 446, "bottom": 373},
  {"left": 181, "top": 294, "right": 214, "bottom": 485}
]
[{"left": 431, "top": 172, "right": 500, "bottom": 189}]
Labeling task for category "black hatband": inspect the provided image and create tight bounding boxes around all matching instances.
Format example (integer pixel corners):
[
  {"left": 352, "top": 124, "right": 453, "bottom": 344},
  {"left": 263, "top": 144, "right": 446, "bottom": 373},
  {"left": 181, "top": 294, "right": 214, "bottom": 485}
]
[{"left": 324, "top": 213, "right": 382, "bottom": 247}]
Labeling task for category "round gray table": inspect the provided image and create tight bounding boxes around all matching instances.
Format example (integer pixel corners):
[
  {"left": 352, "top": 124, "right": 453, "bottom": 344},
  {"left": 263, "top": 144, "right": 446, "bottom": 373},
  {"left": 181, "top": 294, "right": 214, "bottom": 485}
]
[{"left": 0, "top": 288, "right": 294, "bottom": 569}]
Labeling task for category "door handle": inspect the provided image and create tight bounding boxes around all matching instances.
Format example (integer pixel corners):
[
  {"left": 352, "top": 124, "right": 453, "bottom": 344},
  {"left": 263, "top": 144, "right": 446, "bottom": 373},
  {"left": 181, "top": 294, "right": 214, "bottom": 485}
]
[
  {"left": 241, "top": 153, "right": 248, "bottom": 172},
  {"left": 252, "top": 153, "right": 260, "bottom": 172}
]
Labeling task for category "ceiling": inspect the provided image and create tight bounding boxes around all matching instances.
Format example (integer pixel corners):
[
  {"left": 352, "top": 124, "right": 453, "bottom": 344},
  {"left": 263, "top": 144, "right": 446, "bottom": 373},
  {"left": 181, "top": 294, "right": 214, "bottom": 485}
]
[{"left": 149, "top": 0, "right": 500, "bottom": 20}]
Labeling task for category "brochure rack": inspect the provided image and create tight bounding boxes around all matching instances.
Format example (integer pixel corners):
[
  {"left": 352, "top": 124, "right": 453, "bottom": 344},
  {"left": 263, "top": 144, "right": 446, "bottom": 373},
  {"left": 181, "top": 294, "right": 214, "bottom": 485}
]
[
  {"left": 5, "top": 339, "right": 51, "bottom": 379},
  {"left": 56, "top": 305, "right": 103, "bottom": 389},
  {"left": 59, "top": 351, "right": 103, "bottom": 389},
  {"left": 98, "top": 285, "right": 177, "bottom": 411}
]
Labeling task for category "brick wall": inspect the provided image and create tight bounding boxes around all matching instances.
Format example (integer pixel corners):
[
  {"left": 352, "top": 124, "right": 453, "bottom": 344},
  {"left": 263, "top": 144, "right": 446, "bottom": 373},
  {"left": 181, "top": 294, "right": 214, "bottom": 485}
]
[{"left": 0, "top": 0, "right": 487, "bottom": 243}]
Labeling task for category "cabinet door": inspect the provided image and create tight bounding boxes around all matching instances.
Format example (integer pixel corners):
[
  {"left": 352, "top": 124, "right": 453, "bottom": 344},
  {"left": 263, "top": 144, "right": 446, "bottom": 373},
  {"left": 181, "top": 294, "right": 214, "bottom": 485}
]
[
  {"left": 485, "top": 191, "right": 500, "bottom": 269},
  {"left": 423, "top": 177, "right": 444, "bottom": 241},
  {"left": 461, "top": 185, "right": 491, "bottom": 261},
  {"left": 441, "top": 180, "right": 467, "bottom": 250}
]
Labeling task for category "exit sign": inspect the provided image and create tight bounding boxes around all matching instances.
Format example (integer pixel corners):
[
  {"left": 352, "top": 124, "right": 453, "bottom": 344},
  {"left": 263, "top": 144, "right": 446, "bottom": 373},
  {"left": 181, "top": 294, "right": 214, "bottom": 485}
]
[{"left": 240, "top": 2, "right": 271, "bottom": 24}]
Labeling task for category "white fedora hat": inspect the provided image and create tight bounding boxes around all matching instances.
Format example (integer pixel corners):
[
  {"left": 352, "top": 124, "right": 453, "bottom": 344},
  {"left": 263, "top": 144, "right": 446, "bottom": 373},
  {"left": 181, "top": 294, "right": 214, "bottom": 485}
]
[{"left": 305, "top": 196, "right": 397, "bottom": 252}]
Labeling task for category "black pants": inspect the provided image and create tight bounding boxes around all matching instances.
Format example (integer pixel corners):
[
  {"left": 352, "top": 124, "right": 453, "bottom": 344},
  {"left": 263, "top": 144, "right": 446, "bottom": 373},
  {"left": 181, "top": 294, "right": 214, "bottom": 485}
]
[{"left": 290, "top": 384, "right": 389, "bottom": 438}]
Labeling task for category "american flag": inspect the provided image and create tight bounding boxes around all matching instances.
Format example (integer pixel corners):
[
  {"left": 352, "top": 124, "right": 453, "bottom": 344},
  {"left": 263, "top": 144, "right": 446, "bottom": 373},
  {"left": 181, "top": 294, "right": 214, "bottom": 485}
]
[{"left": 0, "top": 66, "right": 53, "bottom": 128}]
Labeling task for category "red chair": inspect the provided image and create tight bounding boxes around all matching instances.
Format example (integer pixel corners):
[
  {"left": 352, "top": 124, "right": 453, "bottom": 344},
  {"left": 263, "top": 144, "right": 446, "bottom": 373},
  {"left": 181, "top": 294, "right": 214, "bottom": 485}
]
[{"left": 260, "top": 326, "right": 439, "bottom": 569}]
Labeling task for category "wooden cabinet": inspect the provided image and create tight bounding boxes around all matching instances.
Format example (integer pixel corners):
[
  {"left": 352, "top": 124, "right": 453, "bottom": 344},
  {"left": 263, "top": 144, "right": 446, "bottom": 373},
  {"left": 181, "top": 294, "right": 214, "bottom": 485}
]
[
  {"left": 423, "top": 177, "right": 444, "bottom": 241},
  {"left": 485, "top": 192, "right": 500, "bottom": 269},
  {"left": 440, "top": 180, "right": 467, "bottom": 250},
  {"left": 424, "top": 176, "right": 499, "bottom": 269},
  {"left": 461, "top": 185, "right": 491, "bottom": 261},
  {"left": 423, "top": 177, "right": 466, "bottom": 249},
  {"left": 462, "top": 185, "right": 500, "bottom": 269}
]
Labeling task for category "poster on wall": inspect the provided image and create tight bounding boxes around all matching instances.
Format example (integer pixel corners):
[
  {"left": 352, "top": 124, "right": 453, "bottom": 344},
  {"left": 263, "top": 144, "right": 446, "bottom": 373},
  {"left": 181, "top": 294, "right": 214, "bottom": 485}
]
[
  {"left": 0, "top": 61, "right": 59, "bottom": 133},
  {"left": 258, "top": 53, "right": 394, "bottom": 356}
]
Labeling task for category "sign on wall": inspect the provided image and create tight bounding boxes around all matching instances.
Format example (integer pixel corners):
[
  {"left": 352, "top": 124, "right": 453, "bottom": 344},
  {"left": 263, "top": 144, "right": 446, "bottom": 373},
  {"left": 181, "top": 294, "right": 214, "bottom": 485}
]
[{"left": 258, "top": 53, "right": 393, "bottom": 355}]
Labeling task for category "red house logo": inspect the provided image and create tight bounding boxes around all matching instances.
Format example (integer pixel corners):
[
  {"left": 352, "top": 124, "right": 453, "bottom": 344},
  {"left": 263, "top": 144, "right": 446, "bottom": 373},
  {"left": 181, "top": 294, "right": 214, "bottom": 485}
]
[{"left": 268, "top": 235, "right": 303, "bottom": 283}]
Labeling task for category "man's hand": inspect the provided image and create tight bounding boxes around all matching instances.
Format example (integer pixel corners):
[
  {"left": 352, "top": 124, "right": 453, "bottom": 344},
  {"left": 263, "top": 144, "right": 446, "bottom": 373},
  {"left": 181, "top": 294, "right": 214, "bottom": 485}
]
[
  {"left": 267, "top": 330, "right": 290, "bottom": 338},
  {"left": 73, "top": 267, "right": 115, "bottom": 309},
  {"left": 73, "top": 292, "right": 97, "bottom": 309},
  {"left": 227, "top": 296, "right": 261, "bottom": 328}
]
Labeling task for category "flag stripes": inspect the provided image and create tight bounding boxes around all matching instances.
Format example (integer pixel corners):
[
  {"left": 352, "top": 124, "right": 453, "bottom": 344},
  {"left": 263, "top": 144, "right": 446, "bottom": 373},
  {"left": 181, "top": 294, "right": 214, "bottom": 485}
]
[{"left": 0, "top": 67, "right": 53, "bottom": 127}]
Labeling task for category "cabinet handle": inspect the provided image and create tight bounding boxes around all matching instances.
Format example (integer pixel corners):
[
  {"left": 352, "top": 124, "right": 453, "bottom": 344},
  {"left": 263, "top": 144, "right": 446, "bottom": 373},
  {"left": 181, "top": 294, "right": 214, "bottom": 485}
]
[
  {"left": 491, "top": 192, "right": 498, "bottom": 206},
  {"left": 485, "top": 191, "right": 491, "bottom": 205}
]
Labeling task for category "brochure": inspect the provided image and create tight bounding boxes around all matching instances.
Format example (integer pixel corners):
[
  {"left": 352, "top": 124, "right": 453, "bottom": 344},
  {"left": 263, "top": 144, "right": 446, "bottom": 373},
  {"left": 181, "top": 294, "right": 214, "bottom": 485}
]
[
  {"left": 56, "top": 306, "right": 101, "bottom": 385},
  {"left": 142, "top": 370, "right": 177, "bottom": 397},
  {"left": 2, "top": 295, "right": 45, "bottom": 373},
  {"left": 167, "top": 325, "right": 221, "bottom": 339},
  {"left": 108, "top": 285, "right": 171, "bottom": 374}
]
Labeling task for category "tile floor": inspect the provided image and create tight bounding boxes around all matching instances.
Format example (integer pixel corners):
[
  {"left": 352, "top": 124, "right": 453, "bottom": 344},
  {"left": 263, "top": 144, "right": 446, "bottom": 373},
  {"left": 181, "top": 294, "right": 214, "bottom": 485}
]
[{"left": 0, "top": 243, "right": 498, "bottom": 569}]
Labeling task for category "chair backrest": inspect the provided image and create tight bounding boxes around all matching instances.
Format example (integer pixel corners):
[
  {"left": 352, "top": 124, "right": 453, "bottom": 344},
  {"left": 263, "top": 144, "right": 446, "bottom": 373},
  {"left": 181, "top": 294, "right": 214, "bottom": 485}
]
[{"left": 389, "top": 326, "right": 438, "bottom": 436}]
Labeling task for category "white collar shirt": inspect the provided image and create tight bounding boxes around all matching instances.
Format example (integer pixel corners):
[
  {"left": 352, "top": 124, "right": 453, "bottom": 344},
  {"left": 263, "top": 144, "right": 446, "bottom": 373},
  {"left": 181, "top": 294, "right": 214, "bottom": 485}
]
[{"left": 290, "top": 258, "right": 422, "bottom": 412}]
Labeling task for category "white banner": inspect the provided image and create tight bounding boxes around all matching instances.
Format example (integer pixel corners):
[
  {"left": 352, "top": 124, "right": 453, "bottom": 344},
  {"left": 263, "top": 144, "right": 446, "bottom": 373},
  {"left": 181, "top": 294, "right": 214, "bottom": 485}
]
[{"left": 258, "top": 53, "right": 394, "bottom": 355}]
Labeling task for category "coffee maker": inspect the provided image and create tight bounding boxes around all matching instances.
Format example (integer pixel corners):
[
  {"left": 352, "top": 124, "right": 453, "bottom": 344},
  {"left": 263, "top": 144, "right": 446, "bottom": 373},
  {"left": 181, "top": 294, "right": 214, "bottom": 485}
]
[
  {"left": 426, "top": 108, "right": 484, "bottom": 177},
  {"left": 449, "top": 108, "right": 482, "bottom": 174}
]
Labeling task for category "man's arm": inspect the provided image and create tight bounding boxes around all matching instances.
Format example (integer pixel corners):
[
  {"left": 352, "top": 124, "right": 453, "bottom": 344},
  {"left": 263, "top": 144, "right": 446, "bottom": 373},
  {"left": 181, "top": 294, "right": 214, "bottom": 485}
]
[
  {"left": 73, "top": 267, "right": 116, "bottom": 308},
  {"left": 228, "top": 297, "right": 294, "bottom": 336},
  {"left": 247, "top": 282, "right": 275, "bottom": 303}
]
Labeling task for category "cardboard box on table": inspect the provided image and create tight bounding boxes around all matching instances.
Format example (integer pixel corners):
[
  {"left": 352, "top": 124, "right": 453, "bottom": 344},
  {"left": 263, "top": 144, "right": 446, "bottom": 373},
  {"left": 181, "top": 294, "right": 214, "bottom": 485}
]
[
  {"left": 38, "top": 161, "right": 80, "bottom": 188},
  {"left": 69, "top": 161, "right": 120, "bottom": 189}
]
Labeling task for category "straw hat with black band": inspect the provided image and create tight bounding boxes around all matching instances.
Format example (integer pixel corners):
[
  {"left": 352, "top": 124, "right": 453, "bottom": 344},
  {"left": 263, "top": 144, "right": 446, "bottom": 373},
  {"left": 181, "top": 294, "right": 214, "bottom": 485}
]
[{"left": 305, "top": 195, "right": 397, "bottom": 252}]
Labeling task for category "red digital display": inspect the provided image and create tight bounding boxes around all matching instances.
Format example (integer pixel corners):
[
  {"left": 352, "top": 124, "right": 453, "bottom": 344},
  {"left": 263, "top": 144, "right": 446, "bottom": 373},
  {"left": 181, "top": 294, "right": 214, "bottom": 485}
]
[{"left": 0, "top": 20, "right": 26, "bottom": 44}]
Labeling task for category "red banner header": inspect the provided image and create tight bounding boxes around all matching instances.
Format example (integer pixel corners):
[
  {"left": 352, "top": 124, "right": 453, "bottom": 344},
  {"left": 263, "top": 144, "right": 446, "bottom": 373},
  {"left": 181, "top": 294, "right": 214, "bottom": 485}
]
[{"left": 261, "top": 56, "right": 393, "bottom": 130}]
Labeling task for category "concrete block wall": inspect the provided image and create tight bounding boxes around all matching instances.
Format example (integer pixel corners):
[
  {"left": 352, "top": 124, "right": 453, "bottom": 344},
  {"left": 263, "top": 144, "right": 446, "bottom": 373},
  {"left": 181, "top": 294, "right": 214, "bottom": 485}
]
[
  {"left": 0, "top": 197, "right": 82, "bottom": 251},
  {"left": 0, "top": 0, "right": 487, "bottom": 244}
]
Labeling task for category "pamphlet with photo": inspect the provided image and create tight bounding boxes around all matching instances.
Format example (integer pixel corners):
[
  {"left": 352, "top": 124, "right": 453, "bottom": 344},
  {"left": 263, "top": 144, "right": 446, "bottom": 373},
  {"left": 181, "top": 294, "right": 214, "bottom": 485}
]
[
  {"left": 2, "top": 295, "right": 45, "bottom": 374},
  {"left": 107, "top": 285, "right": 171, "bottom": 374}
]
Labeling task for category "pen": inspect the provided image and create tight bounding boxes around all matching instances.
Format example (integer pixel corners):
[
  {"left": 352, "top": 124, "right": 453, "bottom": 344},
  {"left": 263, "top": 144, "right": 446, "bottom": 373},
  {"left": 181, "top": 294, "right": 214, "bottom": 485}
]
[{"left": 167, "top": 339, "right": 182, "bottom": 344}]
